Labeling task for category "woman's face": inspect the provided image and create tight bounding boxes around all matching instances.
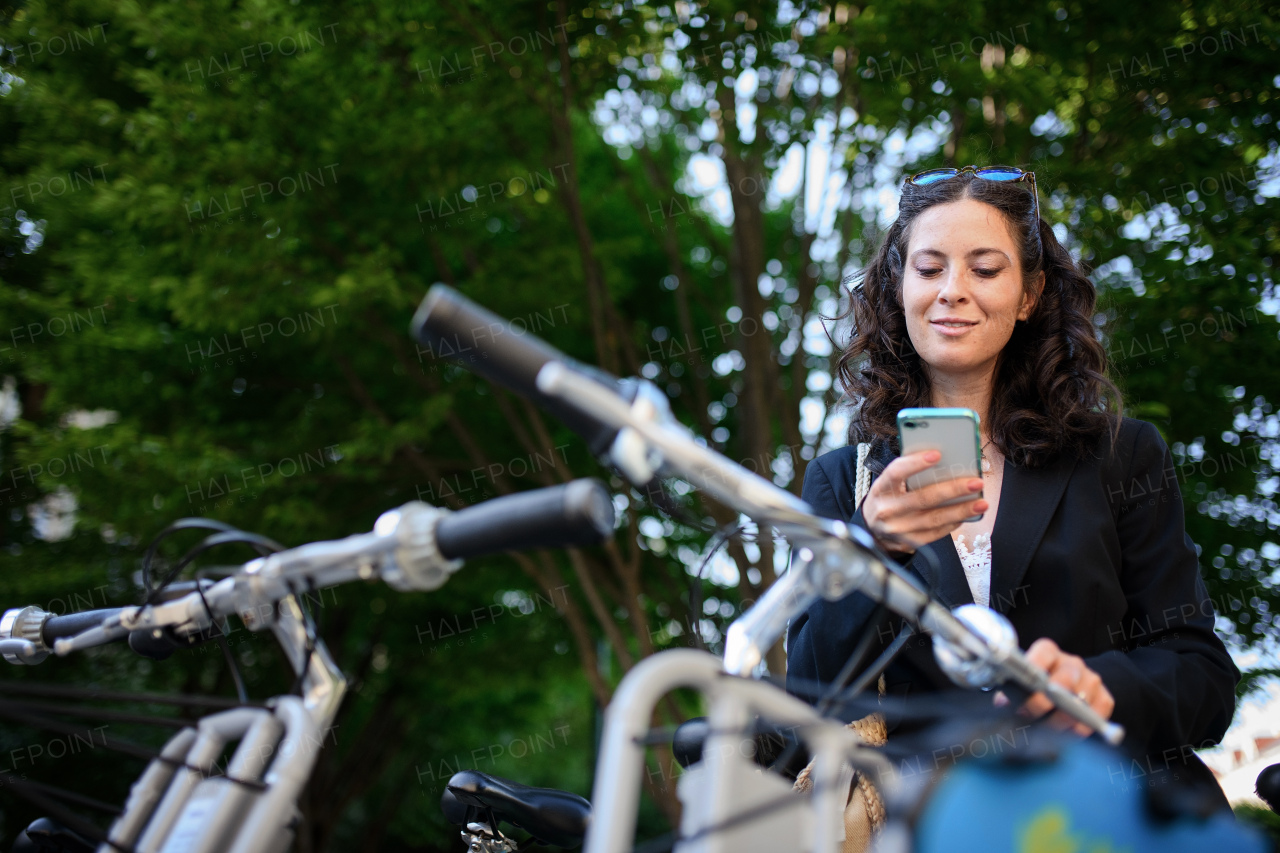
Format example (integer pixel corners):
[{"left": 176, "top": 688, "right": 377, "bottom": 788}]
[{"left": 901, "top": 198, "right": 1039, "bottom": 381}]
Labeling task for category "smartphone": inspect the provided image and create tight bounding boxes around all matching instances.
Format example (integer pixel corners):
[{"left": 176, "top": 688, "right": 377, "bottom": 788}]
[{"left": 896, "top": 407, "right": 983, "bottom": 518}]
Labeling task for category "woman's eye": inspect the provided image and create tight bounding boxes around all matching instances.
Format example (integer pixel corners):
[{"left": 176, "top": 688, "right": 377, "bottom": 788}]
[
  {"left": 915, "top": 267, "right": 942, "bottom": 277},
  {"left": 974, "top": 267, "right": 1001, "bottom": 277}
]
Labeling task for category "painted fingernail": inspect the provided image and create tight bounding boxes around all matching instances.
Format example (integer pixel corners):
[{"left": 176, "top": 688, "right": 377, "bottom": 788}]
[
  {"left": 925, "top": 450, "right": 941, "bottom": 462},
  {"left": 973, "top": 501, "right": 988, "bottom": 512},
  {"left": 968, "top": 480, "right": 983, "bottom": 491}
]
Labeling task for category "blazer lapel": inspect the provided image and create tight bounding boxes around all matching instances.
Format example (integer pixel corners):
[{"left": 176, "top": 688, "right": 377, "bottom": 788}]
[
  {"left": 911, "top": 536, "right": 974, "bottom": 610},
  {"left": 988, "top": 454, "right": 1077, "bottom": 615}
]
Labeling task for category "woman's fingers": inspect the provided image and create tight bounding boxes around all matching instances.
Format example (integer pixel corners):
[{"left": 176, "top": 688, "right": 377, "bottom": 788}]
[
  {"left": 1019, "top": 638, "right": 1115, "bottom": 737},
  {"left": 864, "top": 451, "right": 985, "bottom": 552},
  {"left": 880, "top": 512, "right": 987, "bottom": 551},
  {"left": 1048, "top": 669, "right": 1115, "bottom": 736},
  {"left": 878, "top": 450, "right": 945, "bottom": 489},
  {"left": 912, "top": 496, "right": 989, "bottom": 530},
  {"left": 876, "top": 498, "right": 988, "bottom": 535},
  {"left": 869, "top": 455, "right": 981, "bottom": 516},
  {"left": 1063, "top": 670, "right": 1115, "bottom": 736},
  {"left": 900, "top": 475, "right": 985, "bottom": 512},
  {"left": 873, "top": 474, "right": 984, "bottom": 521},
  {"left": 1020, "top": 638, "right": 1064, "bottom": 719},
  {"left": 870, "top": 491, "right": 987, "bottom": 549},
  {"left": 862, "top": 452, "right": 936, "bottom": 552},
  {"left": 879, "top": 452, "right": 982, "bottom": 501}
]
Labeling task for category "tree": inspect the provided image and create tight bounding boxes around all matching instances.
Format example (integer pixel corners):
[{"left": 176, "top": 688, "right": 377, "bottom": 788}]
[{"left": 0, "top": 0, "right": 1277, "bottom": 848}]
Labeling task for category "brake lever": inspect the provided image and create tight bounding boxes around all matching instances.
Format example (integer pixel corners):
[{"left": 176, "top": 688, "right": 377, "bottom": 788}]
[
  {"left": 52, "top": 612, "right": 130, "bottom": 656},
  {"left": 0, "top": 639, "right": 41, "bottom": 664}
]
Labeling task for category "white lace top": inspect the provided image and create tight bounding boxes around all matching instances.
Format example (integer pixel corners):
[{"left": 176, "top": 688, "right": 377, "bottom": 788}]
[{"left": 953, "top": 533, "right": 992, "bottom": 607}]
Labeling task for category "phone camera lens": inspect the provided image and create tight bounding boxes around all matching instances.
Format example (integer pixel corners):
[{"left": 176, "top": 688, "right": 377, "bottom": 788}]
[{"left": 904, "top": 421, "right": 916, "bottom": 429}]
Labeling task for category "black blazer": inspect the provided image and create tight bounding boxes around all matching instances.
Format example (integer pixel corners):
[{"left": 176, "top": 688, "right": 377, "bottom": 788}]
[{"left": 786, "top": 418, "right": 1238, "bottom": 794}]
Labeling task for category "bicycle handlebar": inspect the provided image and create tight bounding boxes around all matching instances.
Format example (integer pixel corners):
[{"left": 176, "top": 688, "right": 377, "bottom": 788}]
[
  {"left": 413, "top": 286, "right": 1125, "bottom": 746},
  {"left": 411, "top": 286, "right": 629, "bottom": 457},
  {"left": 436, "top": 478, "right": 615, "bottom": 559},
  {"left": 0, "top": 606, "right": 186, "bottom": 664},
  {"left": 1, "top": 606, "right": 127, "bottom": 664},
  {"left": 42, "top": 607, "right": 126, "bottom": 643},
  {"left": 2, "top": 478, "right": 615, "bottom": 663}
]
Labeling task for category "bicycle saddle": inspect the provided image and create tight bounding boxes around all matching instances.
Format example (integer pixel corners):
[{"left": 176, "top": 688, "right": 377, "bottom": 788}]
[
  {"left": 11, "top": 818, "right": 94, "bottom": 853},
  {"left": 443, "top": 770, "right": 591, "bottom": 848}
]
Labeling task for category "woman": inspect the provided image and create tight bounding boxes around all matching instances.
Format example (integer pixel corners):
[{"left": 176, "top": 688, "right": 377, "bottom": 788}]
[{"left": 786, "top": 166, "right": 1238, "bottom": 807}]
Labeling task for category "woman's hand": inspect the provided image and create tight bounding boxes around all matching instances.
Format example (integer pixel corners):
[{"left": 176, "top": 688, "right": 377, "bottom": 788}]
[
  {"left": 1019, "top": 638, "right": 1116, "bottom": 737},
  {"left": 859, "top": 450, "right": 987, "bottom": 554}
]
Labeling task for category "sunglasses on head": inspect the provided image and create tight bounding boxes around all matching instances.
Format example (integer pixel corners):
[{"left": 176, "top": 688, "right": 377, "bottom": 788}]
[{"left": 903, "top": 165, "right": 1041, "bottom": 244}]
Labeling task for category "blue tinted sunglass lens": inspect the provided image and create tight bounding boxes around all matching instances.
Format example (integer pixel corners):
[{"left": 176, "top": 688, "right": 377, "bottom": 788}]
[
  {"left": 912, "top": 170, "right": 958, "bottom": 185},
  {"left": 975, "top": 168, "right": 1023, "bottom": 181}
]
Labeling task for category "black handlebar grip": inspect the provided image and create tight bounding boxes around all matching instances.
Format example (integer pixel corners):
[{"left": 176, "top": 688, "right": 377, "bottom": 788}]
[
  {"left": 411, "top": 285, "right": 580, "bottom": 403},
  {"left": 40, "top": 608, "right": 125, "bottom": 645},
  {"left": 435, "top": 479, "right": 615, "bottom": 561},
  {"left": 410, "top": 286, "right": 630, "bottom": 457},
  {"left": 41, "top": 607, "right": 212, "bottom": 661}
]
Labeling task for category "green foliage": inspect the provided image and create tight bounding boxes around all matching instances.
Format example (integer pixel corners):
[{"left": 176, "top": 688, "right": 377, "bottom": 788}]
[
  {"left": 0, "top": 0, "right": 1278, "bottom": 849},
  {"left": 1235, "top": 802, "right": 1280, "bottom": 846}
]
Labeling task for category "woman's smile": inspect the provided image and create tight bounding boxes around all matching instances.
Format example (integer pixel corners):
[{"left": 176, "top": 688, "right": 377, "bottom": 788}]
[{"left": 929, "top": 316, "right": 980, "bottom": 336}]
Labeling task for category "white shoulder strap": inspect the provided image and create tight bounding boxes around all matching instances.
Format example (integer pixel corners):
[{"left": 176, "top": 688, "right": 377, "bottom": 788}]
[{"left": 854, "top": 442, "right": 872, "bottom": 508}]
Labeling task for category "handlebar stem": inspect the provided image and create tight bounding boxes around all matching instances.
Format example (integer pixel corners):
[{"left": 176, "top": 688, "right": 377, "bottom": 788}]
[{"left": 538, "top": 364, "right": 814, "bottom": 524}]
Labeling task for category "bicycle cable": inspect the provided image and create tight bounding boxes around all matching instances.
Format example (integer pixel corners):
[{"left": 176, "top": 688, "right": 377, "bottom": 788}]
[
  {"left": 146, "top": 528, "right": 285, "bottom": 605},
  {"left": 0, "top": 771, "right": 131, "bottom": 852},
  {"left": 628, "top": 771, "right": 840, "bottom": 853},
  {"left": 140, "top": 517, "right": 240, "bottom": 600},
  {"left": 194, "top": 565, "right": 250, "bottom": 704},
  {"left": 687, "top": 521, "right": 748, "bottom": 651},
  {"left": 140, "top": 521, "right": 287, "bottom": 703}
]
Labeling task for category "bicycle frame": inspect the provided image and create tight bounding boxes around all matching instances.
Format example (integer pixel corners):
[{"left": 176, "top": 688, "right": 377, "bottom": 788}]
[
  {"left": 97, "top": 594, "right": 346, "bottom": 853},
  {"left": 5, "top": 498, "right": 527, "bottom": 852},
  {"left": 583, "top": 649, "right": 894, "bottom": 853}
]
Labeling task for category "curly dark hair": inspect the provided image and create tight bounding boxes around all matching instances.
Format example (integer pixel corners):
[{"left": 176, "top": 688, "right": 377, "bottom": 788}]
[{"left": 836, "top": 172, "right": 1121, "bottom": 468}]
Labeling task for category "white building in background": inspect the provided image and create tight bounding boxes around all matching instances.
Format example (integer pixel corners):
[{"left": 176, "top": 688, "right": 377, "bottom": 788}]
[
  {"left": 28, "top": 486, "right": 78, "bottom": 543},
  {"left": 1199, "top": 681, "right": 1280, "bottom": 805},
  {"left": 4, "top": 401, "right": 119, "bottom": 544}
]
